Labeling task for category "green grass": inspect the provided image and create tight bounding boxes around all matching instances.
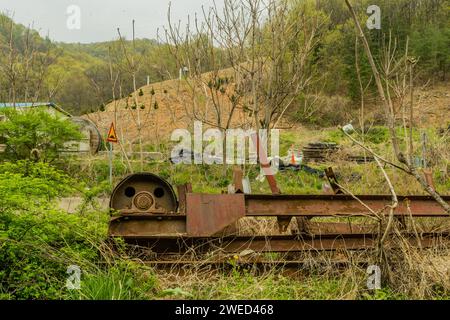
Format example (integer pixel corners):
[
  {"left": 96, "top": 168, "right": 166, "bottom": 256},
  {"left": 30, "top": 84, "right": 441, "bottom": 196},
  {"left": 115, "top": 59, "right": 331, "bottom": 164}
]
[
  {"left": 150, "top": 267, "right": 412, "bottom": 300},
  {"left": 67, "top": 261, "right": 157, "bottom": 300}
]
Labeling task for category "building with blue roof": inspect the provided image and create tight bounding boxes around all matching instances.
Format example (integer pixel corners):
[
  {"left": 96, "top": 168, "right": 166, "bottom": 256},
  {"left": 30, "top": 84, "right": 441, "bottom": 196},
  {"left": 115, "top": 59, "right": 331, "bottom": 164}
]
[{"left": 0, "top": 102, "right": 72, "bottom": 117}]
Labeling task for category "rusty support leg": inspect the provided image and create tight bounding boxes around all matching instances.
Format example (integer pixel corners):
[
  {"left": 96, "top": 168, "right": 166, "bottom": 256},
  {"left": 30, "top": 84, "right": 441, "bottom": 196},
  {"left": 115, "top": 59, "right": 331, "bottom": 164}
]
[
  {"left": 177, "top": 183, "right": 192, "bottom": 215},
  {"left": 250, "top": 133, "right": 280, "bottom": 195},
  {"left": 244, "top": 194, "right": 450, "bottom": 217},
  {"left": 233, "top": 167, "right": 244, "bottom": 194},
  {"left": 277, "top": 217, "right": 292, "bottom": 233},
  {"left": 250, "top": 133, "right": 287, "bottom": 231},
  {"left": 325, "top": 167, "right": 344, "bottom": 195}
]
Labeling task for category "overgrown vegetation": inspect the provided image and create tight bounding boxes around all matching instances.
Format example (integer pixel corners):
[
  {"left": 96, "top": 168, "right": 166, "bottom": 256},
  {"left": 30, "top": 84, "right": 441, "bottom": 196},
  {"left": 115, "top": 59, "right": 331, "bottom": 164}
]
[
  {"left": 0, "top": 0, "right": 449, "bottom": 301},
  {"left": 1, "top": 129, "right": 449, "bottom": 300},
  {"left": 0, "top": 160, "right": 157, "bottom": 299},
  {"left": 0, "top": 108, "right": 82, "bottom": 161}
]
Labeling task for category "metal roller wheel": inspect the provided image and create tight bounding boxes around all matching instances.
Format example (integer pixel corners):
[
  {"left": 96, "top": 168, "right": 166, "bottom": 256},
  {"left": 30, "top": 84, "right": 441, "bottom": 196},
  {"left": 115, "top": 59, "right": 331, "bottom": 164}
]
[{"left": 110, "top": 173, "right": 178, "bottom": 214}]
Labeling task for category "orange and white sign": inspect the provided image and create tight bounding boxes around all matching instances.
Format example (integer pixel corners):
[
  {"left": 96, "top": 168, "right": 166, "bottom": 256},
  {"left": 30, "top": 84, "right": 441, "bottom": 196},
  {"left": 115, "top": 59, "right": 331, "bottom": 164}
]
[{"left": 106, "top": 123, "right": 118, "bottom": 143}]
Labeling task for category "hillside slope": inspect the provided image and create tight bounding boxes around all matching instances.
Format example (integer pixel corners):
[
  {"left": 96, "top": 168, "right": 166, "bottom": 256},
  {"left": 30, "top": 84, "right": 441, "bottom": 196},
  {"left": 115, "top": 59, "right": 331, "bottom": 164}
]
[
  {"left": 85, "top": 70, "right": 252, "bottom": 148},
  {"left": 86, "top": 76, "right": 450, "bottom": 149}
]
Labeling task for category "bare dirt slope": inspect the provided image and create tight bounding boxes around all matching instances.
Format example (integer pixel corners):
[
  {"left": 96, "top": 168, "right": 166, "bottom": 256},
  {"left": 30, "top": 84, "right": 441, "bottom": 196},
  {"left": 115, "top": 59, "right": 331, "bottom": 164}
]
[
  {"left": 85, "top": 78, "right": 195, "bottom": 148},
  {"left": 413, "top": 84, "right": 450, "bottom": 128},
  {"left": 85, "top": 69, "right": 249, "bottom": 148},
  {"left": 85, "top": 77, "right": 449, "bottom": 148}
]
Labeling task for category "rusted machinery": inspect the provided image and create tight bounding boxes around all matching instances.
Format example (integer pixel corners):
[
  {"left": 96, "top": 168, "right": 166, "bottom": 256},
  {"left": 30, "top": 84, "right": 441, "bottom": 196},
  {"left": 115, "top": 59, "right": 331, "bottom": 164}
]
[{"left": 108, "top": 172, "right": 450, "bottom": 256}]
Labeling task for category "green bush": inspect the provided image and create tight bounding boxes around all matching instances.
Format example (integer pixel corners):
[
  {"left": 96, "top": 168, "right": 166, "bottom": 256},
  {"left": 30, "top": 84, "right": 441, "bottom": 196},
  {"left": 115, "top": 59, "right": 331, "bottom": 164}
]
[
  {"left": 0, "top": 160, "right": 74, "bottom": 210},
  {"left": 0, "top": 160, "right": 160, "bottom": 300},
  {"left": 363, "top": 127, "right": 390, "bottom": 144},
  {"left": 326, "top": 126, "right": 389, "bottom": 145},
  {"left": 0, "top": 161, "right": 103, "bottom": 299},
  {"left": 0, "top": 108, "right": 82, "bottom": 162}
]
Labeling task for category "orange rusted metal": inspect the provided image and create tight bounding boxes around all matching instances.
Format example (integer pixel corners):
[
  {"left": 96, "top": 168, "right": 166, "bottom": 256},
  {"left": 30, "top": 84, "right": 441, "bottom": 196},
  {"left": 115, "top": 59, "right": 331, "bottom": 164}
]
[
  {"left": 423, "top": 169, "right": 436, "bottom": 191},
  {"left": 186, "top": 194, "right": 246, "bottom": 236},
  {"left": 109, "top": 215, "right": 186, "bottom": 237},
  {"left": 244, "top": 194, "right": 450, "bottom": 217},
  {"left": 177, "top": 183, "right": 192, "bottom": 214},
  {"left": 233, "top": 167, "right": 244, "bottom": 194},
  {"left": 113, "top": 233, "right": 449, "bottom": 254}
]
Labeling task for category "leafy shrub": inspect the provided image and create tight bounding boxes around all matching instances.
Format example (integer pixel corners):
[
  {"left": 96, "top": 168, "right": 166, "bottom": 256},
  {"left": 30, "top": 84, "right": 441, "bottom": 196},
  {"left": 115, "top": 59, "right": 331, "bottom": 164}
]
[
  {"left": 0, "top": 160, "right": 158, "bottom": 300},
  {"left": 326, "top": 126, "right": 389, "bottom": 145},
  {"left": 363, "top": 126, "right": 390, "bottom": 144},
  {"left": 0, "top": 161, "right": 103, "bottom": 299},
  {"left": 0, "top": 160, "right": 74, "bottom": 210},
  {"left": 0, "top": 108, "right": 82, "bottom": 162}
]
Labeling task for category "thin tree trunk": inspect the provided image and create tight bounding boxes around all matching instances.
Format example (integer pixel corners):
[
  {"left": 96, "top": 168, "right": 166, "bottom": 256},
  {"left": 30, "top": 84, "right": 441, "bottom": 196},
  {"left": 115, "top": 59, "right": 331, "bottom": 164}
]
[{"left": 345, "top": 0, "right": 450, "bottom": 214}]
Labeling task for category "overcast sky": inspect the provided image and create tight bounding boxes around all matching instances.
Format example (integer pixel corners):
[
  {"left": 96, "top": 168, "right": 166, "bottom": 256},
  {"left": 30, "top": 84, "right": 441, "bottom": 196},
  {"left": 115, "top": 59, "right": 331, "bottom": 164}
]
[{"left": 0, "top": 0, "right": 223, "bottom": 43}]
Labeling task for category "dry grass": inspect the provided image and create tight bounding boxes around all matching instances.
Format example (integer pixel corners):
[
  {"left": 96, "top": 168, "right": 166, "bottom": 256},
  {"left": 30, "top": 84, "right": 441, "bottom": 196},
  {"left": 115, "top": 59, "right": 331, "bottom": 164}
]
[
  {"left": 114, "top": 211, "right": 450, "bottom": 300},
  {"left": 125, "top": 239, "right": 450, "bottom": 299}
]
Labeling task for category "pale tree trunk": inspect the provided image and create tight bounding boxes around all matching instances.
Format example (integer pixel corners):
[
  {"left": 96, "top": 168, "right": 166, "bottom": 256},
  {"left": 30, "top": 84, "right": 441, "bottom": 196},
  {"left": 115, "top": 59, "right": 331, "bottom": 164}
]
[
  {"left": 108, "top": 47, "right": 133, "bottom": 173},
  {"left": 117, "top": 21, "right": 144, "bottom": 171}
]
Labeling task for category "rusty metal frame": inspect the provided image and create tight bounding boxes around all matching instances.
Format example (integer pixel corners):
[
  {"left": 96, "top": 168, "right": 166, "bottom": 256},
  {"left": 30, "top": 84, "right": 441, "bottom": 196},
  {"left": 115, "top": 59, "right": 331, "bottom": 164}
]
[
  {"left": 109, "top": 215, "right": 187, "bottom": 237},
  {"left": 114, "top": 232, "right": 449, "bottom": 254},
  {"left": 109, "top": 194, "right": 450, "bottom": 238},
  {"left": 244, "top": 194, "right": 450, "bottom": 217},
  {"left": 108, "top": 165, "right": 449, "bottom": 254}
]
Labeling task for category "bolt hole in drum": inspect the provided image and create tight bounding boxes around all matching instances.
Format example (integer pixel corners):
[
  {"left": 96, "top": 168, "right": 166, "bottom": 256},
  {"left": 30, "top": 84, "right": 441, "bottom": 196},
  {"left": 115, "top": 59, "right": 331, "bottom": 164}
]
[
  {"left": 125, "top": 187, "right": 136, "bottom": 198},
  {"left": 110, "top": 173, "right": 178, "bottom": 213},
  {"left": 154, "top": 187, "right": 165, "bottom": 198}
]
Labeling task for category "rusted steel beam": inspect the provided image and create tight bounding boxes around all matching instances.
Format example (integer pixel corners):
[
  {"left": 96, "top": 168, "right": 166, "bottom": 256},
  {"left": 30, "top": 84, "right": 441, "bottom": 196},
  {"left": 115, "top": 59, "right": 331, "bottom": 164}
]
[
  {"left": 109, "top": 215, "right": 186, "bottom": 237},
  {"left": 221, "top": 235, "right": 375, "bottom": 252},
  {"left": 245, "top": 194, "right": 450, "bottom": 217},
  {"left": 220, "top": 233, "right": 447, "bottom": 252},
  {"left": 110, "top": 218, "right": 376, "bottom": 238},
  {"left": 116, "top": 233, "right": 449, "bottom": 253},
  {"left": 177, "top": 183, "right": 192, "bottom": 215},
  {"left": 233, "top": 167, "right": 244, "bottom": 194},
  {"left": 298, "top": 222, "right": 377, "bottom": 235}
]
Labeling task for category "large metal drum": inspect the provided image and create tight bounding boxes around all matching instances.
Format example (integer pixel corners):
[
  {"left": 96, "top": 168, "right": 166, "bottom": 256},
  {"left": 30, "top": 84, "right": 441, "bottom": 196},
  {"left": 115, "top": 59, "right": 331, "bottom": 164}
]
[
  {"left": 110, "top": 173, "right": 178, "bottom": 214},
  {"left": 70, "top": 117, "right": 103, "bottom": 154}
]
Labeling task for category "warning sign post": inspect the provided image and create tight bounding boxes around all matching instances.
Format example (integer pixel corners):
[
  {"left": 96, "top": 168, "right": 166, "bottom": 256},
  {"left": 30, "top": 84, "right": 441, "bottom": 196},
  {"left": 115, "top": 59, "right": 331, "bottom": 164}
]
[
  {"left": 107, "top": 123, "right": 118, "bottom": 143},
  {"left": 106, "top": 123, "right": 118, "bottom": 185}
]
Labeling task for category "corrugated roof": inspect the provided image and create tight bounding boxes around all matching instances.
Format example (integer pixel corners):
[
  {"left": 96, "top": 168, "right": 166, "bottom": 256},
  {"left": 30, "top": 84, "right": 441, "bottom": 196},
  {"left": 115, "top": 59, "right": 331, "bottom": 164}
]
[
  {"left": 0, "top": 102, "right": 72, "bottom": 116},
  {"left": 0, "top": 102, "right": 52, "bottom": 108}
]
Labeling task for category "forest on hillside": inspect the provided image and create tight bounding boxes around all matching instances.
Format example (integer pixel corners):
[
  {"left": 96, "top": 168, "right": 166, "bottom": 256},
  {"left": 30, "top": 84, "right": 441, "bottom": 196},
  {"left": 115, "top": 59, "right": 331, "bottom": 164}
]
[{"left": 0, "top": 0, "right": 448, "bottom": 117}]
